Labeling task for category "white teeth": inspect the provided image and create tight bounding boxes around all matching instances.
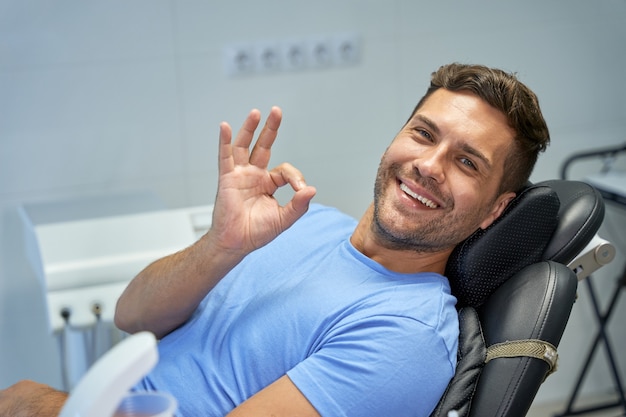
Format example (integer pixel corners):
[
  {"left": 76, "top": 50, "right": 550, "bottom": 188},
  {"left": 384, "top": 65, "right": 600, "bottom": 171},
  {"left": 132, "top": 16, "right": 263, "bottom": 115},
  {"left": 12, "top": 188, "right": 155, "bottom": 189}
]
[{"left": 400, "top": 183, "right": 438, "bottom": 208}]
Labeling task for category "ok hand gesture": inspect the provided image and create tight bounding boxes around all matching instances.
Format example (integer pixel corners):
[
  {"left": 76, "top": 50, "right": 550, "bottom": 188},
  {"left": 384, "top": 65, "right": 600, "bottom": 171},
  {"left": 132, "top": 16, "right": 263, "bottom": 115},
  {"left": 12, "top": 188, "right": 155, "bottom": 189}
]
[{"left": 209, "top": 106, "right": 317, "bottom": 257}]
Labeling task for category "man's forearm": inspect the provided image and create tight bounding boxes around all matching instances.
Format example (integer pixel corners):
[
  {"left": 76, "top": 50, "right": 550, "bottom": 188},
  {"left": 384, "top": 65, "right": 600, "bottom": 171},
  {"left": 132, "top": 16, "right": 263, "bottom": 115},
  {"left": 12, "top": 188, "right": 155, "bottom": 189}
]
[
  {"left": 114, "top": 231, "right": 245, "bottom": 339},
  {"left": 0, "top": 381, "right": 67, "bottom": 417}
]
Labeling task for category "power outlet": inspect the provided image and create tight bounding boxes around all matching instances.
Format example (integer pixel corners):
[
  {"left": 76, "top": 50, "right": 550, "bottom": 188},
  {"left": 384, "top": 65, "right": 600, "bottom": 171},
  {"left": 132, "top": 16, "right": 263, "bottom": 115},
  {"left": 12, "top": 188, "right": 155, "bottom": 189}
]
[
  {"left": 307, "top": 36, "right": 334, "bottom": 68},
  {"left": 333, "top": 33, "right": 361, "bottom": 66},
  {"left": 224, "top": 32, "right": 361, "bottom": 77},
  {"left": 255, "top": 41, "right": 282, "bottom": 73},
  {"left": 223, "top": 44, "right": 255, "bottom": 76},
  {"left": 281, "top": 39, "right": 308, "bottom": 71}
]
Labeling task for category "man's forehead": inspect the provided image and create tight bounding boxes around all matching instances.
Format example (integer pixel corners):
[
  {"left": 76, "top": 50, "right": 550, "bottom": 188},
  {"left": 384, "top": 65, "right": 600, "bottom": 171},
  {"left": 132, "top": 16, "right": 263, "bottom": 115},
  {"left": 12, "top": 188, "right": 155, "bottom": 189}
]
[{"left": 413, "top": 90, "right": 513, "bottom": 136}]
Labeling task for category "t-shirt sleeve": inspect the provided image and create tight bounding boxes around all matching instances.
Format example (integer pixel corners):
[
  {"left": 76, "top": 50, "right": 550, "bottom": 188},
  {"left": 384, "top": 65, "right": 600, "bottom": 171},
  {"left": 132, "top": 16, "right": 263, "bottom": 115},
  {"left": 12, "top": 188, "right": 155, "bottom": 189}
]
[{"left": 286, "top": 314, "right": 456, "bottom": 417}]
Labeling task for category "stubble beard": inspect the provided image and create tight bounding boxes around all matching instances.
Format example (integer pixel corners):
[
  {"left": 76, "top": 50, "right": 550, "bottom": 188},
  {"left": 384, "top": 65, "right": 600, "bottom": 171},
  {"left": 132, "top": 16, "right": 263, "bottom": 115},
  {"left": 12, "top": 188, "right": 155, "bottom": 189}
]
[{"left": 372, "top": 162, "right": 486, "bottom": 253}]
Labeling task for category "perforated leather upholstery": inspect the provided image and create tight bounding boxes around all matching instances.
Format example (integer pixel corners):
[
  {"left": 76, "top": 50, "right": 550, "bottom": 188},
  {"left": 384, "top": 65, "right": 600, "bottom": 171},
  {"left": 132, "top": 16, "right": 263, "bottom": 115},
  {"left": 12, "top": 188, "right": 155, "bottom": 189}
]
[{"left": 445, "top": 184, "right": 560, "bottom": 308}]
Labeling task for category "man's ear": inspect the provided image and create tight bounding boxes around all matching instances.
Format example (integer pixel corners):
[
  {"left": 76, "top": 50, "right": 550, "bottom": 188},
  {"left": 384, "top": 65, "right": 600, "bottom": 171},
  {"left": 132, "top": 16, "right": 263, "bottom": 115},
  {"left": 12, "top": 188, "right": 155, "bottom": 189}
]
[{"left": 479, "top": 191, "right": 516, "bottom": 230}]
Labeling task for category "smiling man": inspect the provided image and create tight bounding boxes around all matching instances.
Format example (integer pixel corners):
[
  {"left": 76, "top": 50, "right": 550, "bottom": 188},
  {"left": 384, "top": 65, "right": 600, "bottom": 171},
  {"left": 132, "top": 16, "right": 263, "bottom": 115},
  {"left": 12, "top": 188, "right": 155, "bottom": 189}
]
[
  {"left": 0, "top": 63, "right": 550, "bottom": 417},
  {"left": 361, "top": 88, "right": 518, "bottom": 268}
]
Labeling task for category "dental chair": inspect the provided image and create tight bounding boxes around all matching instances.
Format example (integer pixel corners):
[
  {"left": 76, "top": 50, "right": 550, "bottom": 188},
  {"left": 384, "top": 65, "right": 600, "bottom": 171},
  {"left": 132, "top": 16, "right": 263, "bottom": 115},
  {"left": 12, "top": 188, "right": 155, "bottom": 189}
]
[
  {"left": 431, "top": 179, "right": 610, "bottom": 417},
  {"left": 59, "top": 179, "right": 609, "bottom": 417}
]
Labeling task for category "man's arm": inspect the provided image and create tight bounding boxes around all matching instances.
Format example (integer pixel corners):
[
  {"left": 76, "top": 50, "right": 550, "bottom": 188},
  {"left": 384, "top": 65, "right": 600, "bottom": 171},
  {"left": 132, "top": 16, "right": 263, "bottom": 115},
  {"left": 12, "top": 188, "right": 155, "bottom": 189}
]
[
  {"left": 114, "top": 107, "right": 316, "bottom": 338},
  {"left": 0, "top": 381, "right": 67, "bottom": 417},
  {"left": 0, "top": 377, "right": 318, "bottom": 417},
  {"left": 226, "top": 375, "right": 321, "bottom": 417}
]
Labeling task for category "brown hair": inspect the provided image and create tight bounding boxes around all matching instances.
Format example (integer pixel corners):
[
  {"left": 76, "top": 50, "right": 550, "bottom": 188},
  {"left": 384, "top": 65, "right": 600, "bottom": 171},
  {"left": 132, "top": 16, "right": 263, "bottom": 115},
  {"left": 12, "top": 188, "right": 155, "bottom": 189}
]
[{"left": 410, "top": 63, "right": 550, "bottom": 193}]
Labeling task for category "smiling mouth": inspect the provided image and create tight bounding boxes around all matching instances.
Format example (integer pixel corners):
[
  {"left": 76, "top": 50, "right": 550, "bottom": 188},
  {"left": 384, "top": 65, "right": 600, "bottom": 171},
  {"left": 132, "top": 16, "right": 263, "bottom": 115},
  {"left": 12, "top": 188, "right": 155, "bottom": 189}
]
[{"left": 399, "top": 182, "right": 439, "bottom": 208}]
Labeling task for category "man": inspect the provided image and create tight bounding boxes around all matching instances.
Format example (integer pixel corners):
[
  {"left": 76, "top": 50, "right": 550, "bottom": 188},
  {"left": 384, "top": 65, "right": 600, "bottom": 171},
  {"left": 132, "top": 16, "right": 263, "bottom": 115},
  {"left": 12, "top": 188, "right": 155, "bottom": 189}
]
[{"left": 0, "top": 63, "right": 550, "bottom": 417}]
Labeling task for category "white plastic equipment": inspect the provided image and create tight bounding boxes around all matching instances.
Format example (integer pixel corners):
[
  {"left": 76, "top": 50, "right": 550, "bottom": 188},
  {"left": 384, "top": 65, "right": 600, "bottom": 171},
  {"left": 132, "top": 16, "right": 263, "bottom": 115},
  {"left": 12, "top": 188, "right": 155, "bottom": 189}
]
[
  {"left": 57, "top": 331, "right": 170, "bottom": 417},
  {"left": 568, "top": 234, "right": 616, "bottom": 281},
  {"left": 20, "top": 199, "right": 213, "bottom": 332}
]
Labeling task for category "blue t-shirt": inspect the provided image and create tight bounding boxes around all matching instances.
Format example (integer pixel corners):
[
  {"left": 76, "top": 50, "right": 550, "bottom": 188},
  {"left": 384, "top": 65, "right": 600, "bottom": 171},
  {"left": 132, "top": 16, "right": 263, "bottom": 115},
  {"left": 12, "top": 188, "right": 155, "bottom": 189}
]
[{"left": 138, "top": 204, "right": 459, "bottom": 417}]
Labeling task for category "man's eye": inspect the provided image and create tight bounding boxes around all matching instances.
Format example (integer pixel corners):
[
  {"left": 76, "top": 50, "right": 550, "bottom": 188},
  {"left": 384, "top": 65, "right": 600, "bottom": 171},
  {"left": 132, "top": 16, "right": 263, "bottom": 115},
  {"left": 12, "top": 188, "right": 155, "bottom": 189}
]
[
  {"left": 460, "top": 157, "right": 476, "bottom": 170},
  {"left": 417, "top": 129, "right": 433, "bottom": 141}
]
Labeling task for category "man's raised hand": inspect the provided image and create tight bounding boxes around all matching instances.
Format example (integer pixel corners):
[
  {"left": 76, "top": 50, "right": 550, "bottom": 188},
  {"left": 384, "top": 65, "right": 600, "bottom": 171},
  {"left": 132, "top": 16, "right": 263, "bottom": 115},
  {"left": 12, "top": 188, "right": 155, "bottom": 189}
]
[{"left": 209, "top": 106, "right": 316, "bottom": 255}]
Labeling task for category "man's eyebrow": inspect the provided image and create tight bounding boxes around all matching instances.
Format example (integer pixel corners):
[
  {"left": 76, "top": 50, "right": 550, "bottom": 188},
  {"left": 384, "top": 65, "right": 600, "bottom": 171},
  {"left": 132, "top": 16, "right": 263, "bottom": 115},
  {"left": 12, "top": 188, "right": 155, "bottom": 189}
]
[
  {"left": 461, "top": 143, "right": 492, "bottom": 170},
  {"left": 413, "top": 114, "right": 492, "bottom": 170},
  {"left": 413, "top": 114, "right": 441, "bottom": 136}
]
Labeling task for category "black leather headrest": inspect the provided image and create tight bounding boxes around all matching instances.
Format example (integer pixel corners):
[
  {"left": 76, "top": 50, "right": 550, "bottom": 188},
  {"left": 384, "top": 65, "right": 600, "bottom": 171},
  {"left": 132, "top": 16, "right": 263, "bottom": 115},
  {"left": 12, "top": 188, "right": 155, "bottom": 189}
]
[
  {"left": 445, "top": 184, "right": 560, "bottom": 307},
  {"left": 540, "top": 180, "right": 605, "bottom": 264}
]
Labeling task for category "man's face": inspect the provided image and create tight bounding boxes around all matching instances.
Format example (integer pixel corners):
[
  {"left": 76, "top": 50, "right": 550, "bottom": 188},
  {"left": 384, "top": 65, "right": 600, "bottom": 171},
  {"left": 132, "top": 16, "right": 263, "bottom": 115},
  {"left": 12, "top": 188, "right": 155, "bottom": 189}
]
[{"left": 372, "top": 88, "right": 516, "bottom": 253}]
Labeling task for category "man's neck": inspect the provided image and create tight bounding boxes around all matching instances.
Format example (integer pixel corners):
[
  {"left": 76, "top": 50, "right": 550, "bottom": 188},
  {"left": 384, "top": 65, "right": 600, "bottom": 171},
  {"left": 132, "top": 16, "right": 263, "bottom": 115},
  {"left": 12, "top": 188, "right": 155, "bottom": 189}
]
[{"left": 350, "top": 204, "right": 452, "bottom": 275}]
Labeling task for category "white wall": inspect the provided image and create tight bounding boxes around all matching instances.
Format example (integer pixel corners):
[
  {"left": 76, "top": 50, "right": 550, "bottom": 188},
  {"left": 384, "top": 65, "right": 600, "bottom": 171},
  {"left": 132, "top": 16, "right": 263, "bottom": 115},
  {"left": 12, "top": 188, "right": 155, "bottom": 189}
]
[{"left": 1, "top": 0, "right": 626, "bottom": 408}]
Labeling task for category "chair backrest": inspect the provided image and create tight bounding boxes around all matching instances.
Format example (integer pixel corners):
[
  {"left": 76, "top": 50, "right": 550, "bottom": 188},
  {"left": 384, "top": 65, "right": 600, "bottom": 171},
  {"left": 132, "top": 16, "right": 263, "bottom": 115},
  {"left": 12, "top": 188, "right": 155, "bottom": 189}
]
[{"left": 430, "top": 180, "right": 605, "bottom": 417}]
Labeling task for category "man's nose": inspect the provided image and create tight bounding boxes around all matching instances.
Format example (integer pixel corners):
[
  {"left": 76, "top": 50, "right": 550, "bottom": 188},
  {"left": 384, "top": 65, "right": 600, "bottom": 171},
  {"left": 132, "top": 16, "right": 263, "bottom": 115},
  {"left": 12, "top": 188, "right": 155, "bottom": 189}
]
[{"left": 417, "top": 147, "right": 446, "bottom": 183}]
